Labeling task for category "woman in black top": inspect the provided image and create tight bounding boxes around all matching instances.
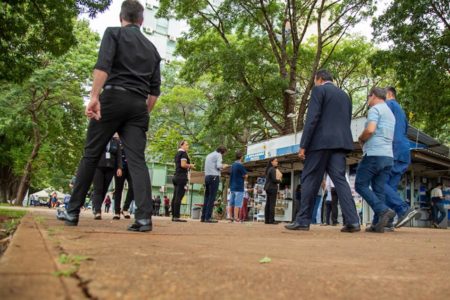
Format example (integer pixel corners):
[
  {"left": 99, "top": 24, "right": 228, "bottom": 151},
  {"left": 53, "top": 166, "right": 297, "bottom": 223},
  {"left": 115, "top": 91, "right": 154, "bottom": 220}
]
[
  {"left": 92, "top": 134, "right": 122, "bottom": 220},
  {"left": 264, "top": 158, "right": 281, "bottom": 224},
  {"left": 172, "top": 140, "right": 195, "bottom": 222}
]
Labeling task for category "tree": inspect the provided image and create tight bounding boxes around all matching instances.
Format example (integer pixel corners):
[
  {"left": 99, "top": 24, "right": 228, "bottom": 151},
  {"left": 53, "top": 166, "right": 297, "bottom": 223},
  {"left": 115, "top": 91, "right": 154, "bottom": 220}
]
[
  {"left": 158, "top": 0, "right": 374, "bottom": 135},
  {"left": 372, "top": 0, "right": 450, "bottom": 142},
  {"left": 0, "top": 21, "right": 99, "bottom": 203},
  {"left": 0, "top": 0, "right": 111, "bottom": 82}
]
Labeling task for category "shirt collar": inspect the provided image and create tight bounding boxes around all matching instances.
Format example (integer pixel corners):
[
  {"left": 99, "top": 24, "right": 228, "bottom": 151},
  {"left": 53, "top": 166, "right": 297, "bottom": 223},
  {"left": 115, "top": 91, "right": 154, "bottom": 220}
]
[
  {"left": 125, "top": 24, "right": 140, "bottom": 29},
  {"left": 178, "top": 148, "right": 185, "bottom": 152}
]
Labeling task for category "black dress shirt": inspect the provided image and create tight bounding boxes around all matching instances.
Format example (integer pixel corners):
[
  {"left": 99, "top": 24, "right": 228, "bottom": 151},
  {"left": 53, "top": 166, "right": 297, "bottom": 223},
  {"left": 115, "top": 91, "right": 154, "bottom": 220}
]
[
  {"left": 174, "top": 150, "right": 190, "bottom": 177},
  {"left": 94, "top": 24, "right": 161, "bottom": 98}
]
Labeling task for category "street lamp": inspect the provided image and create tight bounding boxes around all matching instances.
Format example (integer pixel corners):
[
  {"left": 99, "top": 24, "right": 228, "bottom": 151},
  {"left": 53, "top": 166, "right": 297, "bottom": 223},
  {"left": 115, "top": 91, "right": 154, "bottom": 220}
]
[{"left": 287, "top": 113, "right": 298, "bottom": 146}]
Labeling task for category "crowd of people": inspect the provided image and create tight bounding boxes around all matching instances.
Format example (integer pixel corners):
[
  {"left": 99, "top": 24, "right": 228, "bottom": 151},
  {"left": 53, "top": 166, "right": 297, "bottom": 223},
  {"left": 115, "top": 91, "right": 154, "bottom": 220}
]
[{"left": 57, "top": 0, "right": 446, "bottom": 234}]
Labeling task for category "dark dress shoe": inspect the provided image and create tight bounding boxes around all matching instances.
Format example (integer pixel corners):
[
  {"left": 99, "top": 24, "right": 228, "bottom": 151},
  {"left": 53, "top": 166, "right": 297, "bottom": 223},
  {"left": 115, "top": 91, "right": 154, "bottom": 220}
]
[
  {"left": 172, "top": 218, "right": 187, "bottom": 222},
  {"left": 285, "top": 222, "right": 310, "bottom": 231},
  {"left": 127, "top": 219, "right": 152, "bottom": 232},
  {"left": 375, "top": 209, "right": 396, "bottom": 233},
  {"left": 341, "top": 224, "right": 361, "bottom": 233},
  {"left": 56, "top": 209, "right": 78, "bottom": 226},
  {"left": 266, "top": 221, "right": 280, "bottom": 225},
  {"left": 204, "top": 219, "right": 218, "bottom": 223}
]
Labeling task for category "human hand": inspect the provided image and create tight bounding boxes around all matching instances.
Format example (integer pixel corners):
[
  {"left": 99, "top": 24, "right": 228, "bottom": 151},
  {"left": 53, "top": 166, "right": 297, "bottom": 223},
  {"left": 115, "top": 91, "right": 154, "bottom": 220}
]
[
  {"left": 222, "top": 164, "right": 230, "bottom": 169},
  {"left": 298, "top": 148, "right": 306, "bottom": 160},
  {"left": 85, "top": 97, "right": 101, "bottom": 120},
  {"left": 116, "top": 169, "right": 123, "bottom": 177},
  {"left": 189, "top": 163, "right": 195, "bottom": 170}
]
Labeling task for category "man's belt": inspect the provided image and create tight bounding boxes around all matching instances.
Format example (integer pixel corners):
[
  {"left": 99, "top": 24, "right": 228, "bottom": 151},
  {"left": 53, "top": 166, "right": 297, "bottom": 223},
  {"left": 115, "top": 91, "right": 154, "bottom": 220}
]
[{"left": 104, "top": 85, "right": 127, "bottom": 91}]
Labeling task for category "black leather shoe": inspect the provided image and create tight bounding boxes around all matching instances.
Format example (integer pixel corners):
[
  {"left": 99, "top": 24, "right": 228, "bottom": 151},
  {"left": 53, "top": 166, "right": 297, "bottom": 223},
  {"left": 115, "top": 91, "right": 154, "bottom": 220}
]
[
  {"left": 172, "top": 218, "right": 187, "bottom": 222},
  {"left": 266, "top": 221, "right": 280, "bottom": 225},
  {"left": 127, "top": 219, "right": 152, "bottom": 232},
  {"left": 285, "top": 222, "right": 310, "bottom": 231},
  {"left": 204, "top": 219, "right": 218, "bottom": 223},
  {"left": 375, "top": 209, "right": 396, "bottom": 233},
  {"left": 341, "top": 224, "right": 361, "bottom": 233},
  {"left": 56, "top": 209, "right": 79, "bottom": 226}
]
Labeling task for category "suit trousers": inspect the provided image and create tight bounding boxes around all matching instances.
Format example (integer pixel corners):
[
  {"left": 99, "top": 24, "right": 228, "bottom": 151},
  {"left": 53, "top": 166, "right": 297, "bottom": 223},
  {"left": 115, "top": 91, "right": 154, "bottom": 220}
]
[
  {"left": 113, "top": 166, "right": 134, "bottom": 214},
  {"left": 265, "top": 189, "right": 277, "bottom": 223},
  {"left": 295, "top": 150, "right": 359, "bottom": 226},
  {"left": 172, "top": 174, "right": 188, "bottom": 218},
  {"left": 67, "top": 89, "right": 152, "bottom": 220},
  {"left": 92, "top": 167, "right": 115, "bottom": 214}
]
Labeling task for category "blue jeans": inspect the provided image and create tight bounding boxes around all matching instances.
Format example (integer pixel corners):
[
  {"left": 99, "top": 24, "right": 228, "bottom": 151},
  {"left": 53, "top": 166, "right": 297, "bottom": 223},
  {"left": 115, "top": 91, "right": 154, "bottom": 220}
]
[
  {"left": 201, "top": 175, "right": 220, "bottom": 221},
  {"left": 373, "top": 159, "right": 410, "bottom": 224},
  {"left": 312, "top": 195, "right": 323, "bottom": 224},
  {"left": 355, "top": 156, "right": 393, "bottom": 215},
  {"left": 432, "top": 198, "right": 447, "bottom": 225}
]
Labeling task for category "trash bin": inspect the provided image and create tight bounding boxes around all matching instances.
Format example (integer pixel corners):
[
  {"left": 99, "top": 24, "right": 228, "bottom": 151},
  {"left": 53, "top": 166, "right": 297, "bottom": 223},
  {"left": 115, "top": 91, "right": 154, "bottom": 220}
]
[{"left": 191, "top": 206, "right": 201, "bottom": 219}]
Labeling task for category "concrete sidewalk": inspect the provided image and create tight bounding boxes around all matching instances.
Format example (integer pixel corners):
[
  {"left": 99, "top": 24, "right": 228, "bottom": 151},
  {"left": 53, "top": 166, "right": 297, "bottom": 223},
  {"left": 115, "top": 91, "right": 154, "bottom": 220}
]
[{"left": 1, "top": 208, "right": 450, "bottom": 300}]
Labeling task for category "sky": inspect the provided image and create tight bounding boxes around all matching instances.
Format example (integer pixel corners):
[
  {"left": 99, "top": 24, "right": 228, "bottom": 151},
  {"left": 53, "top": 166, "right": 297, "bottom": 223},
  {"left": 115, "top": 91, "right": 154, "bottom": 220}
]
[{"left": 81, "top": 0, "right": 392, "bottom": 40}]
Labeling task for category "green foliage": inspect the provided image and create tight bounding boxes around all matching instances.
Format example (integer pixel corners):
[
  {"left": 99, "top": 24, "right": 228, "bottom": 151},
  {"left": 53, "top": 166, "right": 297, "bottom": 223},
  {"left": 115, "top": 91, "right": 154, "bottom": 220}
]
[
  {"left": 0, "top": 0, "right": 111, "bottom": 82},
  {"left": 0, "top": 20, "right": 99, "bottom": 194},
  {"left": 372, "top": 0, "right": 450, "bottom": 143},
  {"left": 58, "top": 253, "right": 90, "bottom": 266}
]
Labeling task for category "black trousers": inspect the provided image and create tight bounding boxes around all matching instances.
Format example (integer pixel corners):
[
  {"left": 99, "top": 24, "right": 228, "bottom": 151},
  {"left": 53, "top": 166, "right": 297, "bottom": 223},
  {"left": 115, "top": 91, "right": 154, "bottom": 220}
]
[
  {"left": 92, "top": 167, "right": 115, "bottom": 214},
  {"left": 265, "top": 189, "right": 277, "bottom": 223},
  {"left": 325, "top": 189, "right": 339, "bottom": 224},
  {"left": 67, "top": 89, "right": 152, "bottom": 220},
  {"left": 113, "top": 166, "right": 134, "bottom": 214},
  {"left": 172, "top": 174, "right": 188, "bottom": 218},
  {"left": 295, "top": 150, "right": 359, "bottom": 226}
]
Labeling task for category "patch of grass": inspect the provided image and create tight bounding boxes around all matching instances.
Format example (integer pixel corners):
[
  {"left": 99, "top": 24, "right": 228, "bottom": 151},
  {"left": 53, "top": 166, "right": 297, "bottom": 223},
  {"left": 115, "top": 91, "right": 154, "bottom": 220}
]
[
  {"left": 0, "top": 203, "right": 12, "bottom": 207},
  {"left": 58, "top": 253, "right": 90, "bottom": 266},
  {"left": 0, "top": 208, "right": 26, "bottom": 219},
  {"left": 47, "top": 226, "right": 63, "bottom": 236},
  {"left": 34, "top": 216, "right": 45, "bottom": 224},
  {"left": 53, "top": 267, "right": 78, "bottom": 277}
]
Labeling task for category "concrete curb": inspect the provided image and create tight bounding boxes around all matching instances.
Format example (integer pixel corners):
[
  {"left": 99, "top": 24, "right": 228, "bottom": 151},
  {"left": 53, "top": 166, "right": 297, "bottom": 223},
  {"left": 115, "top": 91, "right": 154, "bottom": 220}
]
[{"left": 0, "top": 213, "right": 86, "bottom": 300}]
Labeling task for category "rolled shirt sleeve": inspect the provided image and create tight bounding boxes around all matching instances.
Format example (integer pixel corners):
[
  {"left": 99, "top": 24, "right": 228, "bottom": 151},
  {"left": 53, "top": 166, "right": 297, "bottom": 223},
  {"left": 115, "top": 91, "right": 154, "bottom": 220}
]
[{"left": 94, "top": 28, "right": 117, "bottom": 74}]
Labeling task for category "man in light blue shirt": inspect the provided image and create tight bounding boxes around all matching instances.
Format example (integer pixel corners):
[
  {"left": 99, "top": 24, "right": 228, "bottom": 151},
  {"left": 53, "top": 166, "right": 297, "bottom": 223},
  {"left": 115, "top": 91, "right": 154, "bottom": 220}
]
[
  {"left": 201, "top": 146, "right": 228, "bottom": 222},
  {"left": 355, "top": 87, "right": 396, "bottom": 233}
]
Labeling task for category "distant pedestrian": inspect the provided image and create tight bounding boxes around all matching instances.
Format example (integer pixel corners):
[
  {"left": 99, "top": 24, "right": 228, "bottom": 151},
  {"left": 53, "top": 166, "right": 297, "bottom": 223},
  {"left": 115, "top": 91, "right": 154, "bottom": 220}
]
[
  {"left": 431, "top": 183, "right": 446, "bottom": 228},
  {"left": 104, "top": 195, "right": 111, "bottom": 213},
  {"left": 172, "top": 140, "right": 194, "bottom": 222},
  {"left": 201, "top": 146, "right": 228, "bottom": 223},
  {"left": 51, "top": 192, "right": 58, "bottom": 208},
  {"left": 227, "top": 151, "right": 248, "bottom": 223},
  {"left": 154, "top": 196, "right": 161, "bottom": 216},
  {"left": 163, "top": 196, "right": 170, "bottom": 216},
  {"left": 356, "top": 87, "right": 396, "bottom": 233},
  {"left": 324, "top": 174, "right": 339, "bottom": 226},
  {"left": 264, "top": 158, "right": 282, "bottom": 225},
  {"left": 113, "top": 140, "right": 134, "bottom": 220}
]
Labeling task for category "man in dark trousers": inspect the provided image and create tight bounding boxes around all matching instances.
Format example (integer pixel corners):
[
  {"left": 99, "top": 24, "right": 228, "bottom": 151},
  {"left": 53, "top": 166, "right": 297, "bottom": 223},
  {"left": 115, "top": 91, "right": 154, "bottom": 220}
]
[
  {"left": 57, "top": 0, "right": 160, "bottom": 232},
  {"left": 285, "top": 70, "right": 360, "bottom": 232}
]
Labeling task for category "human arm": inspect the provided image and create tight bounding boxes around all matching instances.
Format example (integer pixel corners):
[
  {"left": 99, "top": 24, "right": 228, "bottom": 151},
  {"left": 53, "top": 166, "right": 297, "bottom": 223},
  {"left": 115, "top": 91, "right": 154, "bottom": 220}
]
[
  {"left": 299, "top": 87, "right": 324, "bottom": 155},
  {"left": 358, "top": 107, "right": 379, "bottom": 145}
]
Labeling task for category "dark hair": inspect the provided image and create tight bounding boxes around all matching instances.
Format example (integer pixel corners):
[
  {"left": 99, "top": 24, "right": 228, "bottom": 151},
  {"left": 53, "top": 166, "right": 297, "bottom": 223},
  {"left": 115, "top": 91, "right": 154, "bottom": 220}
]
[
  {"left": 265, "top": 158, "right": 277, "bottom": 175},
  {"left": 386, "top": 86, "right": 397, "bottom": 98},
  {"left": 369, "top": 87, "right": 386, "bottom": 100},
  {"left": 179, "top": 140, "right": 186, "bottom": 148},
  {"left": 120, "top": 0, "right": 144, "bottom": 23},
  {"left": 315, "top": 69, "right": 333, "bottom": 82},
  {"left": 436, "top": 182, "right": 443, "bottom": 187},
  {"left": 235, "top": 150, "right": 243, "bottom": 160},
  {"left": 216, "top": 145, "right": 227, "bottom": 154}
]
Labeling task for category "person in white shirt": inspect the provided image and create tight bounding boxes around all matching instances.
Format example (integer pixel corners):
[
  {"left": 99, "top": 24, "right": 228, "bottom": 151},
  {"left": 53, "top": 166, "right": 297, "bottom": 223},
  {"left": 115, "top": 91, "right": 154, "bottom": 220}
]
[{"left": 431, "top": 183, "right": 446, "bottom": 228}]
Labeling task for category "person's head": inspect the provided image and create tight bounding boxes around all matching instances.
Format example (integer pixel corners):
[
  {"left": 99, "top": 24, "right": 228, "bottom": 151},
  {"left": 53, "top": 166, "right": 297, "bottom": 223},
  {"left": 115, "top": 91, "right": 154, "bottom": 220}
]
[
  {"left": 436, "top": 182, "right": 443, "bottom": 188},
  {"left": 216, "top": 145, "right": 227, "bottom": 155},
  {"left": 265, "top": 157, "right": 278, "bottom": 174},
  {"left": 235, "top": 150, "right": 243, "bottom": 161},
  {"left": 385, "top": 86, "right": 397, "bottom": 100},
  {"left": 179, "top": 140, "right": 189, "bottom": 151},
  {"left": 314, "top": 69, "right": 333, "bottom": 86},
  {"left": 120, "top": 0, "right": 144, "bottom": 26},
  {"left": 367, "top": 87, "right": 386, "bottom": 107}
]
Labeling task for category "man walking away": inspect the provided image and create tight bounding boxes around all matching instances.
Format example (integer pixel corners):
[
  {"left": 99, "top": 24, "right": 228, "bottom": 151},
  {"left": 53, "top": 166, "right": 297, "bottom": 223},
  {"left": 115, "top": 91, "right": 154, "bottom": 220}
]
[
  {"left": 285, "top": 70, "right": 360, "bottom": 232},
  {"left": 228, "top": 151, "right": 248, "bottom": 222},
  {"left": 58, "top": 0, "right": 161, "bottom": 232},
  {"left": 382, "top": 86, "right": 418, "bottom": 229},
  {"left": 356, "top": 87, "right": 396, "bottom": 233},
  {"left": 201, "top": 146, "right": 228, "bottom": 223},
  {"left": 431, "top": 183, "right": 446, "bottom": 228}
]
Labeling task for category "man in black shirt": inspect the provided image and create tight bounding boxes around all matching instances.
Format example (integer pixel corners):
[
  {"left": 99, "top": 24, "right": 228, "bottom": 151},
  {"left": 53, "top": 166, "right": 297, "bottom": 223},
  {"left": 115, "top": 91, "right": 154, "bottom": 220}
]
[{"left": 58, "top": 0, "right": 160, "bottom": 232}]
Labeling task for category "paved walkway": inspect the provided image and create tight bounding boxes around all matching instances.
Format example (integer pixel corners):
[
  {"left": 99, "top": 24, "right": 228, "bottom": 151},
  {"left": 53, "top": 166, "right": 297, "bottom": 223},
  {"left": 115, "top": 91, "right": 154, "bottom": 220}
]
[{"left": 1, "top": 208, "right": 449, "bottom": 300}]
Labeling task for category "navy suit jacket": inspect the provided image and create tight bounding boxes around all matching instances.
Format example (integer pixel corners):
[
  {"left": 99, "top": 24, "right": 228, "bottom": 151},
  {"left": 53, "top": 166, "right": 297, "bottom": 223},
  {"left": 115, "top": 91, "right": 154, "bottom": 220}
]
[{"left": 300, "top": 82, "right": 354, "bottom": 152}]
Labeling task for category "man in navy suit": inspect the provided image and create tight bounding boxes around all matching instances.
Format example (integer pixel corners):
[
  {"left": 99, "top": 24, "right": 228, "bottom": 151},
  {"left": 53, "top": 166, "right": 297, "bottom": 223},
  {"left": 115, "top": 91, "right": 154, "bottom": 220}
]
[{"left": 285, "top": 70, "right": 360, "bottom": 232}]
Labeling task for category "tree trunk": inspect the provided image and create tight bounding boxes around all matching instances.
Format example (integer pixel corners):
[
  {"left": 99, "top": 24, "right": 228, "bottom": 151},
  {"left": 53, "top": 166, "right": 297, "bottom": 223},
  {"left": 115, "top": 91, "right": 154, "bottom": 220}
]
[
  {"left": 15, "top": 140, "right": 41, "bottom": 205},
  {"left": 0, "top": 166, "right": 20, "bottom": 202}
]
